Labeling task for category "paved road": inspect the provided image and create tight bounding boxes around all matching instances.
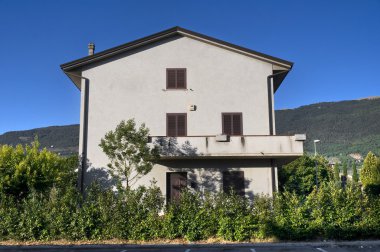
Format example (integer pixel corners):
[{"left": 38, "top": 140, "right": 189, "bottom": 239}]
[{"left": 0, "top": 243, "right": 379, "bottom": 252}]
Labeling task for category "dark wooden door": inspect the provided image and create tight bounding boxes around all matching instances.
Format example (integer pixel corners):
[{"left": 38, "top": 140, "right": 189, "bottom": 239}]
[{"left": 167, "top": 172, "right": 187, "bottom": 202}]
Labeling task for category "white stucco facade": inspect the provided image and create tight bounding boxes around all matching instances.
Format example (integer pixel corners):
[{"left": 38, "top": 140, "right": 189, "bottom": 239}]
[{"left": 62, "top": 28, "right": 304, "bottom": 200}]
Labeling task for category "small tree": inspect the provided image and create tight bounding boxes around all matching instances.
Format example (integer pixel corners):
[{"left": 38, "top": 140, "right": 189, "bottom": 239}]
[
  {"left": 360, "top": 151, "right": 380, "bottom": 195},
  {"left": 342, "top": 161, "right": 348, "bottom": 177},
  {"left": 352, "top": 161, "right": 359, "bottom": 183},
  {"left": 99, "top": 119, "right": 159, "bottom": 190},
  {"left": 333, "top": 162, "right": 340, "bottom": 182},
  {"left": 278, "top": 154, "right": 331, "bottom": 195}
]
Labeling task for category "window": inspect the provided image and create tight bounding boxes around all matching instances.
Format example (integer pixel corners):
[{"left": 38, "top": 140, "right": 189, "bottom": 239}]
[
  {"left": 167, "top": 113, "right": 187, "bottom": 137},
  {"left": 223, "top": 171, "right": 245, "bottom": 196},
  {"left": 167, "top": 68, "right": 187, "bottom": 89},
  {"left": 222, "top": 113, "right": 243, "bottom": 135}
]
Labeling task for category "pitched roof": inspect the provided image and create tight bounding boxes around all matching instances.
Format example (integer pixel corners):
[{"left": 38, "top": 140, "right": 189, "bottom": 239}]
[{"left": 60, "top": 26, "right": 293, "bottom": 72}]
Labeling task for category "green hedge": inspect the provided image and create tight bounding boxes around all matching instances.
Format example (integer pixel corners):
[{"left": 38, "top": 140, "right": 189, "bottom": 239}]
[
  {"left": 1, "top": 182, "right": 380, "bottom": 241},
  {"left": 1, "top": 143, "right": 380, "bottom": 242}
]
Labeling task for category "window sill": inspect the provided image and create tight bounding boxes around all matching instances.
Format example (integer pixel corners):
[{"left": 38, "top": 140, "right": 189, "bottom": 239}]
[{"left": 162, "top": 88, "right": 189, "bottom": 91}]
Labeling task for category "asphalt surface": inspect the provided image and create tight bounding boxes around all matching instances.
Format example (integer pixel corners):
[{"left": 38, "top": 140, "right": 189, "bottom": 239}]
[{"left": 1, "top": 242, "right": 380, "bottom": 252}]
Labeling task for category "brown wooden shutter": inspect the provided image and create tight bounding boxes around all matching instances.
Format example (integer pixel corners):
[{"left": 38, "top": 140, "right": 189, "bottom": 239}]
[
  {"left": 222, "top": 114, "right": 232, "bottom": 135},
  {"left": 167, "top": 113, "right": 187, "bottom": 137},
  {"left": 223, "top": 171, "right": 245, "bottom": 196},
  {"left": 177, "top": 114, "right": 186, "bottom": 136},
  {"left": 232, "top": 114, "right": 242, "bottom": 135},
  {"left": 222, "top": 113, "right": 242, "bottom": 135},
  {"left": 176, "top": 69, "right": 186, "bottom": 89},
  {"left": 167, "top": 69, "right": 176, "bottom": 89},
  {"left": 166, "top": 68, "right": 187, "bottom": 89},
  {"left": 167, "top": 114, "right": 177, "bottom": 136}
]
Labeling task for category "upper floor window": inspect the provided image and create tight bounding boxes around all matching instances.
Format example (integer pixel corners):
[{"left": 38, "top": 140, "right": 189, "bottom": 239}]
[
  {"left": 167, "top": 68, "right": 187, "bottom": 89},
  {"left": 222, "top": 113, "right": 243, "bottom": 136},
  {"left": 167, "top": 113, "right": 187, "bottom": 137}
]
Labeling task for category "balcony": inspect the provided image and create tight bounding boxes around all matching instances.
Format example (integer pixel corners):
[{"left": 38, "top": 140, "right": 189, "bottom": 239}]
[{"left": 151, "top": 134, "right": 305, "bottom": 160}]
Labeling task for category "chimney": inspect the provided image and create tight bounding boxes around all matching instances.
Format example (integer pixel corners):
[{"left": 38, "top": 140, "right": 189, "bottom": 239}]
[{"left": 88, "top": 43, "right": 95, "bottom": 55}]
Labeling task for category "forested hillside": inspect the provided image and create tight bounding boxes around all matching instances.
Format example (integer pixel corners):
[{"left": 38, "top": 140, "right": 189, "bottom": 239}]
[
  {"left": 276, "top": 97, "right": 380, "bottom": 157},
  {"left": 0, "top": 97, "right": 379, "bottom": 157},
  {"left": 0, "top": 124, "right": 79, "bottom": 156}
]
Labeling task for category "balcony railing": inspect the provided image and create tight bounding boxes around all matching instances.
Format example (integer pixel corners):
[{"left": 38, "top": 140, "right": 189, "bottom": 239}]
[{"left": 150, "top": 134, "right": 305, "bottom": 159}]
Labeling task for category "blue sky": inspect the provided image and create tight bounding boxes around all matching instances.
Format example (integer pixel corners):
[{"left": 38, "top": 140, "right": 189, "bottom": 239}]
[{"left": 0, "top": 0, "right": 379, "bottom": 134}]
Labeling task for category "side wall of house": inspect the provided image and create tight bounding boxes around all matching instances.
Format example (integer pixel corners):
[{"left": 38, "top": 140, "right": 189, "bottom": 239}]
[{"left": 80, "top": 35, "right": 275, "bottom": 195}]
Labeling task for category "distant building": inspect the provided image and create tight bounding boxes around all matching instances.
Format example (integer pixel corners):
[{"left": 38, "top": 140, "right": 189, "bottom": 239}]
[
  {"left": 349, "top": 153, "right": 363, "bottom": 162},
  {"left": 328, "top": 157, "right": 341, "bottom": 168}
]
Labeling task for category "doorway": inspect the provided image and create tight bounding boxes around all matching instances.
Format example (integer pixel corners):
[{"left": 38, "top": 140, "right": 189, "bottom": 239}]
[{"left": 167, "top": 172, "right": 187, "bottom": 202}]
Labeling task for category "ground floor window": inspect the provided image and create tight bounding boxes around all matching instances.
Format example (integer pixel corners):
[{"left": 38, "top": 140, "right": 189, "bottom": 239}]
[
  {"left": 223, "top": 171, "right": 245, "bottom": 196},
  {"left": 166, "top": 172, "right": 187, "bottom": 202}
]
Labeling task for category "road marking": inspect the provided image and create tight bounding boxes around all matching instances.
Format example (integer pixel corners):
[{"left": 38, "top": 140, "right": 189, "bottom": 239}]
[
  {"left": 316, "top": 248, "right": 328, "bottom": 252},
  {"left": 185, "top": 249, "right": 191, "bottom": 252},
  {"left": 120, "top": 250, "right": 127, "bottom": 252},
  {"left": 250, "top": 249, "right": 256, "bottom": 252}
]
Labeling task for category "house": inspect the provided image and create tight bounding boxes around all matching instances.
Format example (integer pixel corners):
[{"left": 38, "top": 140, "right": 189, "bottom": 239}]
[{"left": 61, "top": 27, "right": 305, "bottom": 201}]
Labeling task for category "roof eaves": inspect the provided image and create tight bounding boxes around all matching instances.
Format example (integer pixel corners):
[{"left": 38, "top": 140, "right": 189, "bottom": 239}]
[
  {"left": 176, "top": 27, "right": 293, "bottom": 68},
  {"left": 60, "top": 26, "right": 181, "bottom": 71},
  {"left": 60, "top": 26, "right": 293, "bottom": 72}
]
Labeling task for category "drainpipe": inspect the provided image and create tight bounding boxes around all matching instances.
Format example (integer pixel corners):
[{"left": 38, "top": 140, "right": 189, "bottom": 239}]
[
  {"left": 64, "top": 71, "right": 89, "bottom": 197},
  {"left": 270, "top": 158, "right": 277, "bottom": 194},
  {"left": 267, "top": 70, "right": 289, "bottom": 135},
  {"left": 267, "top": 70, "right": 289, "bottom": 195}
]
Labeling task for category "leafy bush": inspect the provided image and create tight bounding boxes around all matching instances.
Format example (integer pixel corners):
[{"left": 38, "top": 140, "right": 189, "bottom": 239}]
[
  {"left": 250, "top": 195, "right": 273, "bottom": 239},
  {"left": 0, "top": 194, "right": 19, "bottom": 240},
  {"left": 1, "top": 148, "right": 380, "bottom": 242},
  {"left": 278, "top": 154, "right": 332, "bottom": 195},
  {"left": 272, "top": 191, "right": 313, "bottom": 240},
  {"left": 361, "top": 152, "right": 380, "bottom": 195},
  {"left": 352, "top": 161, "right": 359, "bottom": 183},
  {"left": 0, "top": 140, "right": 77, "bottom": 198},
  {"left": 306, "top": 182, "right": 364, "bottom": 239},
  {"left": 1, "top": 181, "right": 380, "bottom": 241},
  {"left": 215, "top": 192, "right": 255, "bottom": 241},
  {"left": 17, "top": 193, "right": 50, "bottom": 240},
  {"left": 113, "top": 182, "right": 164, "bottom": 240},
  {"left": 162, "top": 190, "right": 217, "bottom": 241}
]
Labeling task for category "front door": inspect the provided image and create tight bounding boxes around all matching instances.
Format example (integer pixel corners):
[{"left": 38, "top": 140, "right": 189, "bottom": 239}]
[{"left": 167, "top": 172, "right": 187, "bottom": 202}]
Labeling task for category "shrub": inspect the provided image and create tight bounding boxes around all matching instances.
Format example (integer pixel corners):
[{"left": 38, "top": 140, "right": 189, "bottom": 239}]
[
  {"left": 45, "top": 186, "right": 82, "bottom": 240},
  {"left": 251, "top": 195, "right": 273, "bottom": 239},
  {"left": 215, "top": 193, "right": 255, "bottom": 241},
  {"left": 0, "top": 141, "right": 77, "bottom": 198},
  {"left": 0, "top": 194, "right": 19, "bottom": 240},
  {"left": 361, "top": 196, "right": 380, "bottom": 237},
  {"left": 352, "top": 161, "right": 359, "bottom": 183},
  {"left": 110, "top": 182, "right": 164, "bottom": 240},
  {"left": 16, "top": 192, "right": 49, "bottom": 240},
  {"left": 162, "top": 190, "right": 217, "bottom": 241},
  {"left": 1, "top": 151, "right": 380, "bottom": 242},
  {"left": 361, "top": 152, "right": 380, "bottom": 195},
  {"left": 272, "top": 191, "right": 313, "bottom": 240},
  {"left": 278, "top": 154, "right": 331, "bottom": 195},
  {"left": 306, "top": 182, "right": 363, "bottom": 239}
]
